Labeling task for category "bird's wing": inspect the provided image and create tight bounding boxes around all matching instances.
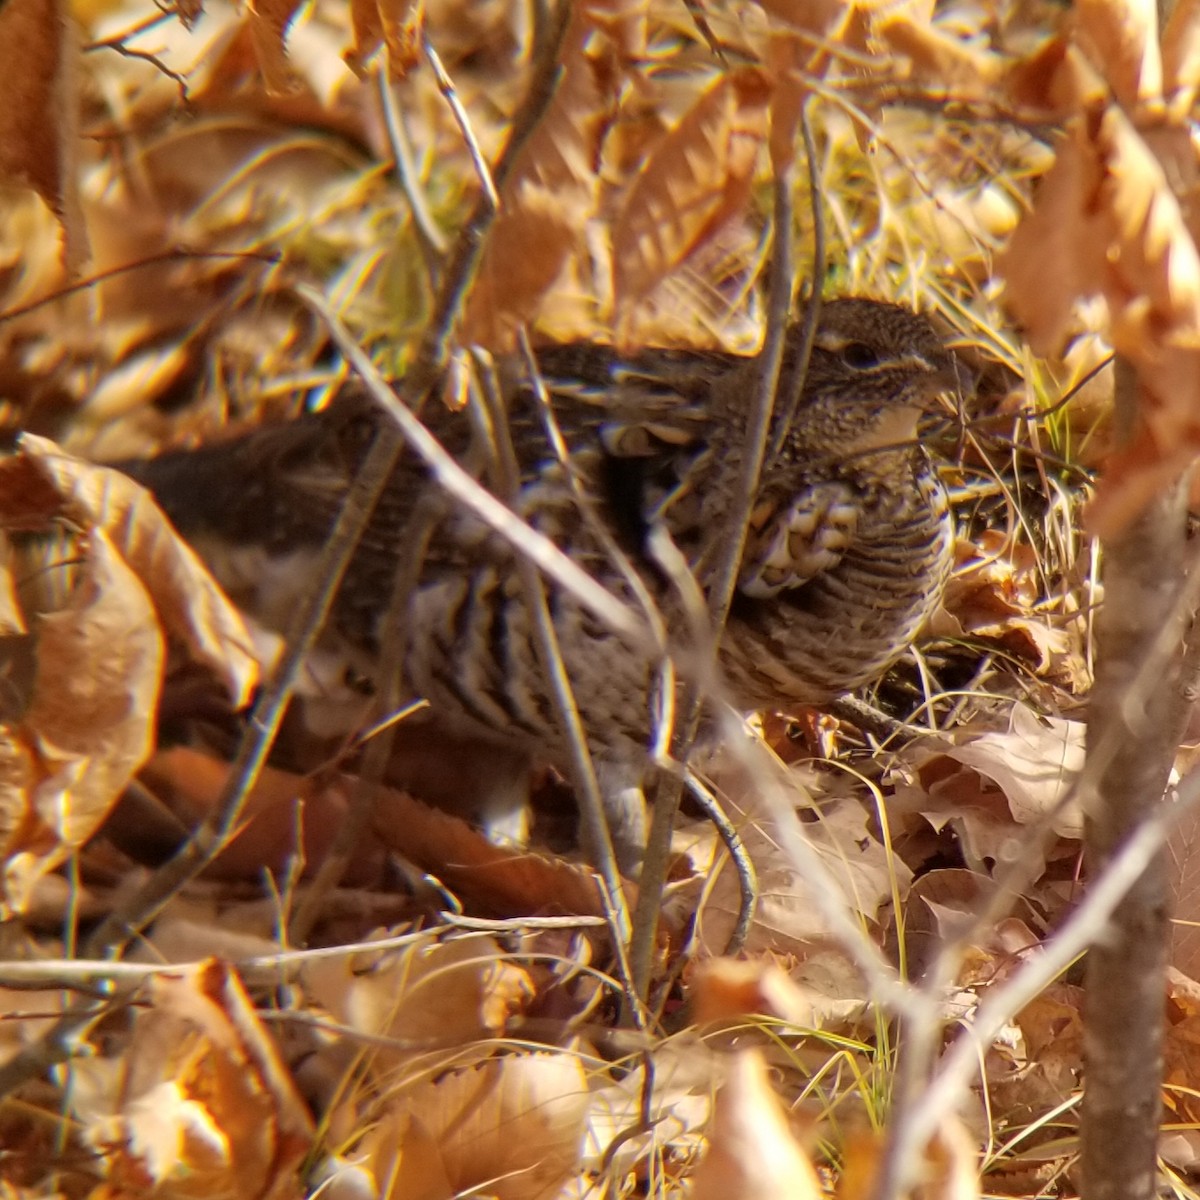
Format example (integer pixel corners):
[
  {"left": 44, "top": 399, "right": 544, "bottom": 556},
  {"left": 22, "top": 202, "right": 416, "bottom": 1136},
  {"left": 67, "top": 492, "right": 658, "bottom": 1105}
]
[
  {"left": 524, "top": 349, "right": 866, "bottom": 599},
  {"left": 736, "top": 481, "right": 860, "bottom": 599}
]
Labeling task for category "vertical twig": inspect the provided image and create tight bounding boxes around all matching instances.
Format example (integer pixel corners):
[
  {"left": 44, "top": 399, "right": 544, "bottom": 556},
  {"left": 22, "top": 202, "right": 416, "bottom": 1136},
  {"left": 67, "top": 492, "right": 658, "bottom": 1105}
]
[
  {"left": 412, "top": 0, "right": 573, "bottom": 382},
  {"left": 469, "top": 352, "right": 636, "bottom": 961},
  {"left": 626, "top": 97, "right": 820, "bottom": 1003},
  {"left": 769, "top": 101, "right": 826, "bottom": 461},
  {"left": 1079, "top": 357, "right": 1190, "bottom": 1200}
]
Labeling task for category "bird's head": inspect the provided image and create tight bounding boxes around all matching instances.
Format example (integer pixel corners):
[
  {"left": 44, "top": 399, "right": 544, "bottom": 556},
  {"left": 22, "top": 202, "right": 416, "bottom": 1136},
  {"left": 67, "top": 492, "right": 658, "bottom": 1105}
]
[{"left": 777, "top": 298, "right": 970, "bottom": 466}]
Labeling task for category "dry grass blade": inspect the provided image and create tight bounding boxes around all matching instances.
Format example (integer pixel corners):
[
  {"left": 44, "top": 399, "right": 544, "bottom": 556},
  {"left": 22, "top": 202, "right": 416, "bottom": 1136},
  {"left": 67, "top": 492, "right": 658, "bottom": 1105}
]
[{"left": 469, "top": 352, "right": 636, "bottom": 967}]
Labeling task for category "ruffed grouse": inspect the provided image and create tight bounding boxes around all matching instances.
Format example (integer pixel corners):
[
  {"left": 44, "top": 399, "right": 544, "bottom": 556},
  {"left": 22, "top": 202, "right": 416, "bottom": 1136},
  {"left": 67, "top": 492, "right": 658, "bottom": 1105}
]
[{"left": 121, "top": 298, "right": 965, "bottom": 871}]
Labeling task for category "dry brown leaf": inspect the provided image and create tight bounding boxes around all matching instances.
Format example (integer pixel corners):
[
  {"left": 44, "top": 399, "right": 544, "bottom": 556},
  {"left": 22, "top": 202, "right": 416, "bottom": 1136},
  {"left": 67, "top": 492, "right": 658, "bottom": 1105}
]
[
  {"left": 996, "top": 126, "right": 1107, "bottom": 357},
  {"left": 901, "top": 868, "right": 989, "bottom": 978},
  {"left": 85, "top": 344, "right": 193, "bottom": 425},
  {"left": 611, "top": 66, "right": 771, "bottom": 336},
  {"left": 914, "top": 1117, "right": 981, "bottom": 1200},
  {"left": 942, "top": 704, "right": 1085, "bottom": 838},
  {"left": 1100, "top": 114, "right": 1200, "bottom": 331},
  {"left": 697, "top": 786, "right": 910, "bottom": 967},
  {"left": 838, "top": 1118, "right": 980, "bottom": 1200},
  {"left": 0, "top": 440, "right": 260, "bottom": 913},
  {"left": 0, "top": 531, "right": 162, "bottom": 915},
  {"left": 1163, "top": 0, "right": 1200, "bottom": 116},
  {"left": 582, "top": 1038, "right": 714, "bottom": 1180},
  {"left": 1084, "top": 118, "right": 1200, "bottom": 530},
  {"left": 761, "top": 8, "right": 849, "bottom": 167},
  {"left": 690, "top": 957, "right": 821, "bottom": 1027},
  {"left": 5, "top": 437, "right": 258, "bottom": 706},
  {"left": 246, "top": 0, "right": 304, "bottom": 93},
  {"left": 751, "top": 0, "right": 848, "bottom": 37},
  {"left": 0, "top": 545, "right": 27, "bottom": 636},
  {"left": 0, "top": 977, "right": 71, "bottom": 1071},
  {"left": 877, "top": 13, "right": 1001, "bottom": 99},
  {"left": 137, "top": 747, "right": 378, "bottom": 882},
  {"left": 939, "top": 531, "right": 1088, "bottom": 686},
  {"left": 999, "top": 25, "right": 1200, "bottom": 533},
  {"left": 77, "top": 959, "right": 313, "bottom": 1200},
  {"left": 889, "top": 751, "right": 1061, "bottom": 883},
  {"left": 461, "top": 7, "right": 617, "bottom": 350},
  {"left": 304, "top": 930, "right": 533, "bottom": 1074},
  {"left": 1001, "top": 35, "right": 1103, "bottom": 117},
  {"left": 1162, "top": 973, "right": 1200, "bottom": 1137},
  {"left": 1015, "top": 984, "right": 1084, "bottom": 1074},
  {"left": 357, "top": 1109, "right": 454, "bottom": 1200},
  {"left": 0, "top": 0, "right": 87, "bottom": 269},
  {"left": 766, "top": 34, "right": 810, "bottom": 172},
  {"left": 1073, "top": 0, "right": 1162, "bottom": 108},
  {"left": 361, "top": 1053, "right": 588, "bottom": 1200},
  {"left": 371, "top": 779, "right": 637, "bottom": 917},
  {"left": 346, "top": 0, "right": 423, "bottom": 77},
  {"left": 461, "top": 181, "right": 587, "bottom": 352},
  {"left": 691, "top": 1049, "right": 822, "bottom": 1200}
]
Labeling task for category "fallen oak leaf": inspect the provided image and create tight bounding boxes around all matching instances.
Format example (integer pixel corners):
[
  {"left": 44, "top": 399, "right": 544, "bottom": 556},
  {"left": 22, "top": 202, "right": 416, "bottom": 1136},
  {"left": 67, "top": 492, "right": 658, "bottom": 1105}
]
[
  {"left": 942, "top": 703, "right": 1085, "bottom": 838},
  {"left": 1073, "top": 0, "right": 1163, "bottom": 107},
  {"left": 876, "top": 11, "right": 1002, "bottom": 100},
  {"left": 357, "top": 1052, "right": 588, "bottom": 1200}
]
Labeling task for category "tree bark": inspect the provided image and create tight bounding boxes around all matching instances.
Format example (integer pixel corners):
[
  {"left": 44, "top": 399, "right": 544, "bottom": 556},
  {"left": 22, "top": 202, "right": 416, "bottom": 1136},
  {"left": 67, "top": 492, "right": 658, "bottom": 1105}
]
[{"left": 1080, "top": 358, "right": 1190, "bottom": 1200}]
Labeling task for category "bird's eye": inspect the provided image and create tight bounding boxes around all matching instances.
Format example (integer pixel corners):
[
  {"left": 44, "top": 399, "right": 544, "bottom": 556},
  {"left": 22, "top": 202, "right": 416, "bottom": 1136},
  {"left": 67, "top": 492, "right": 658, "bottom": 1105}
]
[{"left": 841, "top": 341, "right": 880, "bottom": 369}]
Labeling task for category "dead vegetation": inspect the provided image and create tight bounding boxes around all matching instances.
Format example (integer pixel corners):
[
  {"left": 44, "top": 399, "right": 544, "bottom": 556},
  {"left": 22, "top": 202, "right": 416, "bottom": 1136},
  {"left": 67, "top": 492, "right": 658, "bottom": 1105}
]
[{"left": 0, "top": 0, "right": 1198, "bottom": 1197}]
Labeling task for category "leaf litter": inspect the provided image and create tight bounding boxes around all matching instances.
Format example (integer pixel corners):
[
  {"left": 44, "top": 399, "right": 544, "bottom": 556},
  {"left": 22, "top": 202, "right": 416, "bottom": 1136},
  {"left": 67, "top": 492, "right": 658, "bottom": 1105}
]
[{"left": 0, "top": 0, "right": 1195, "bottom": 1196}]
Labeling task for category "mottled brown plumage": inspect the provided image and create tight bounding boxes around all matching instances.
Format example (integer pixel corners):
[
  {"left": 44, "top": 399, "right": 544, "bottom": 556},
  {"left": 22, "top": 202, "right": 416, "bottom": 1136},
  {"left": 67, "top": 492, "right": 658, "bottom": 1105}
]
[{"left": 121, "top": 298, "right": 965, "bottom": 869}]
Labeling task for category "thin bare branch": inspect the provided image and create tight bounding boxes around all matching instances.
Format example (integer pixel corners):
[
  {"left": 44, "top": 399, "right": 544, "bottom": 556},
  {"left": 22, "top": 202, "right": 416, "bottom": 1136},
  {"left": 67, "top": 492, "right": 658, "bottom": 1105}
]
[{"left": 306, "top": 290, "right": 655, "bottom": 650}]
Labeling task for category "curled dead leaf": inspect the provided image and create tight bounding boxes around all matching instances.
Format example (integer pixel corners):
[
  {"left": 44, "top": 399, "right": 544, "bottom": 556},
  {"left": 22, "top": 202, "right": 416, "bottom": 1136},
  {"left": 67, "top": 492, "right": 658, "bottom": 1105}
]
[
  {"left": 690, "top": 957, "right": 820, "bottom": 1027},
  {"left": 76, "top": 959, "right": 313, "bottom": 1199},
  {"left": 0, "top": 0, "right": 88, "bottom": 268},
  {"left": 462, "top": 7, "right": 617, "bottom": 350},
  {"left": 246, "top": 0, "right": 304, "bottom": 93},
  {"left": 840, "top": 1116, "right": 981, "bottom": 1200},
  {"left": 943, "top": 704, "right": 1085, "bottom": 838},
  {"left": 998, "top": 89, "right": 1200, "bottom": 533},
  {"left": 1001, "top": 35, "right": 1107, "bottom": 118},
  {"left": 0, "top": 439, "right": 259, "bottom": 913},
  {"left": 345, "top": 0, "right": 424, "bottom": 78},
  {"left": 1073, "top": 0, "right": 1162, "bottom": 108},
  {"left": 877, "top": 13, "right": 1001, "bottom": 99},
  {"left": 0, "top": 530, "right": 162, "bottom": 914},
  {"left": 698, "top": 786, "right": 909, "bottom": 969},
  {"left": 997, "top": 126, "right": 1106, "bottom": 358},
  {"left": 4, "top": 436, "right": 258, "bottom": 706},
  {"left": 1163, "top": 0, "right": 1200, "bottom": 117}
]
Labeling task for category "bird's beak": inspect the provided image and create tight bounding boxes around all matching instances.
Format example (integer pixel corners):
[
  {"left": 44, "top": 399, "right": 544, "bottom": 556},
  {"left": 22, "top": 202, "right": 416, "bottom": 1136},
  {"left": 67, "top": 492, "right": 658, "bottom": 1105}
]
[{"left": 920, "top": 354, "right": 974, "bottom": 411}]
